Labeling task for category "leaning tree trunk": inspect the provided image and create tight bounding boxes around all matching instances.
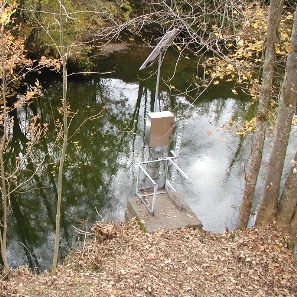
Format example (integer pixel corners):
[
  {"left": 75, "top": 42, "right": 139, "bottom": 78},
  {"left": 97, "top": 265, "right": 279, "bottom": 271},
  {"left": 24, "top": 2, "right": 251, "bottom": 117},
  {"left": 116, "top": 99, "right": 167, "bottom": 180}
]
[
  {"left": 255, "top": 5, "right": 297, "bottom": 227},
  {"left": 236, "top": 0, "right": 284, "bottom": 229},
  {"left": 276, "top": 150, "right": 297, "bottom": 230}
]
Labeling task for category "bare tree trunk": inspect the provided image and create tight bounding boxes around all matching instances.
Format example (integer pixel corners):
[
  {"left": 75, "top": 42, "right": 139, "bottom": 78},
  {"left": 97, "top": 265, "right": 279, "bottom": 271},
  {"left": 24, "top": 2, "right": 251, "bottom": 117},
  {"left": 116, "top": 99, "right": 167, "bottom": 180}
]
[
  {"left": 256, "top": 5, "right": 297, "bottom": 227},
  {"left": 52, "top": 0, "right": 68, "bottom": 274},
  {"left": 0, "top": 22, "right": 10, "bottom": 276},
  {"left": 276, "top": 150, "right": 297, "bottom": 230},
  {"left": 236, "top": 0, "right": 284, "bottom": 229}
]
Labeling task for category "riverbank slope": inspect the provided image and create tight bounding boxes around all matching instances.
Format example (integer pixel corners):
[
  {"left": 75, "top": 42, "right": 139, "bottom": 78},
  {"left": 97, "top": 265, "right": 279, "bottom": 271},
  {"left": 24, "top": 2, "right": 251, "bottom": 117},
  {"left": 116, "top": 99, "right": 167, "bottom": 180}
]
[{"left": 1, "top": 219, "right": 296, "bottom": 296}]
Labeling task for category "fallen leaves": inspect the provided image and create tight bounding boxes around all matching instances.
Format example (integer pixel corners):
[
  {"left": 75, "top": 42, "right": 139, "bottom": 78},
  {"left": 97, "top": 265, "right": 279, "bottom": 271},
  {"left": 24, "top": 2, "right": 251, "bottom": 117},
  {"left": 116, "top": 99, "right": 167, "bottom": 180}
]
[{"left": 1, "top": 219, "right": 297, "bottom": 296}]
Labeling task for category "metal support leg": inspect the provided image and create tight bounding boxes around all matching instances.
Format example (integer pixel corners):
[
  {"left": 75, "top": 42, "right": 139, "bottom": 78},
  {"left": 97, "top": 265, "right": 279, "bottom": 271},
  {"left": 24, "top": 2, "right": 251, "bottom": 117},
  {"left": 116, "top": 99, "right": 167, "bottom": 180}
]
[{"left": 154, "top": 51, "right": 163, "bottom": 112}]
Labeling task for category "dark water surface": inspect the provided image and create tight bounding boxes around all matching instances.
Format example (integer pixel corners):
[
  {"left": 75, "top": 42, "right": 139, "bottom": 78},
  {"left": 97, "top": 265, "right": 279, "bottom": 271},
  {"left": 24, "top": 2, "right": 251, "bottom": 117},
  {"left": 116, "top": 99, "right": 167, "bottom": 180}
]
[{"left": 7, "top": 45, "right": 295, "bottom": 271}]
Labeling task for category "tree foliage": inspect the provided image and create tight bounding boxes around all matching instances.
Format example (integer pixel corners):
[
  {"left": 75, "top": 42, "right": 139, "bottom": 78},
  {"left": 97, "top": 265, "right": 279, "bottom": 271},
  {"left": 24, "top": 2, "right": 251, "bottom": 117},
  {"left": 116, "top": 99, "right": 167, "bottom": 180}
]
[{"left": 16, "top": 0, "right": 140, "bottom": 66}]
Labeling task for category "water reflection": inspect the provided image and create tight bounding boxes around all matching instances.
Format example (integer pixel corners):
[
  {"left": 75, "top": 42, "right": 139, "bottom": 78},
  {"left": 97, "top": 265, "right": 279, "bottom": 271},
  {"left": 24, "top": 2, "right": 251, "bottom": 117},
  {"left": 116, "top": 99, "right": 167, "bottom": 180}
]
[
  {"left": 179, "top": 99, "right": 248, "bottom": 232},
  {"left": 5, "top": 48, "right": 252, "bottom": 271}
]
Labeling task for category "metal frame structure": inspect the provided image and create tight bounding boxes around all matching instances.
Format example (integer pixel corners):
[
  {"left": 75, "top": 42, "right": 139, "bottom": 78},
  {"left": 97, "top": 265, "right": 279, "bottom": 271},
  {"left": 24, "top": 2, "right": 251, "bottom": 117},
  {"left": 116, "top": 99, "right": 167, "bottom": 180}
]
[
  {"left": 136, "top": 155, "right": 188, "bottom": 215},
  {"left": 136, "top": 28, "right": 187, "bottom": 216}
]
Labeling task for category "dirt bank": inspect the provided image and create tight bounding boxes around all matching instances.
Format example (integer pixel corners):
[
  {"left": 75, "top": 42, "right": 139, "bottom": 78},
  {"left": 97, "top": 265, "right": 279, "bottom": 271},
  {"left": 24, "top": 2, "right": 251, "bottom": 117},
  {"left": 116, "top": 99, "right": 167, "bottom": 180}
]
[{"left": 1, "top": 219, "right": 296, "bottom": 296}]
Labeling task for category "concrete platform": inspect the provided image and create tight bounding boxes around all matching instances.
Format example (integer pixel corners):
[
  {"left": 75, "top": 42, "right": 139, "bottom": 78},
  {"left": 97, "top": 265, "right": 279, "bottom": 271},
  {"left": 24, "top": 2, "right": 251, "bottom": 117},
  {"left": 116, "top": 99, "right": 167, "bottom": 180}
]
[{"left": 125, "top": 189, "right": 202, "bottom": 233}]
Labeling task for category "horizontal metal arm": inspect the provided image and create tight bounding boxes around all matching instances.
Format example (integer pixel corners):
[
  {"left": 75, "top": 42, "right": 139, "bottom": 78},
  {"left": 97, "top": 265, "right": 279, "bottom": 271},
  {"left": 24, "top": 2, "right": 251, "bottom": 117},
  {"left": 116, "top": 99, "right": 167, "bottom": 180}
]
[
  {"left": 138, "top": 164, "right": 157, "bottom": 185},
  {"left": 167, "top": 158, "right": 188, "bottom": 179}
]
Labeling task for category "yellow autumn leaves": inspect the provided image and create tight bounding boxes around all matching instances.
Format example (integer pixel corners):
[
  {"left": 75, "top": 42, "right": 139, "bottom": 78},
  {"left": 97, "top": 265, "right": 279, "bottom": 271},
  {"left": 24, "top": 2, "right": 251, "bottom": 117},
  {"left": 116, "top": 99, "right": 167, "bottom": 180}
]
[
  {"left": 203, "top": 4, "right": 293, "bottom": 94},
  {"left": 0, "top": 1, "right": 16, "bottom": 26}
]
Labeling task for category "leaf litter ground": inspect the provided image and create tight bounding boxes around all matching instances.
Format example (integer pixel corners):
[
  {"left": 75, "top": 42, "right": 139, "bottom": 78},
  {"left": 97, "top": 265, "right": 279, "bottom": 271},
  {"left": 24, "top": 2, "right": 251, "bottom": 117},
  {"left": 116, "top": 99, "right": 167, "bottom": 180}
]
[{"left": 1, "top": 219, "right": 297, "bottom": 296}]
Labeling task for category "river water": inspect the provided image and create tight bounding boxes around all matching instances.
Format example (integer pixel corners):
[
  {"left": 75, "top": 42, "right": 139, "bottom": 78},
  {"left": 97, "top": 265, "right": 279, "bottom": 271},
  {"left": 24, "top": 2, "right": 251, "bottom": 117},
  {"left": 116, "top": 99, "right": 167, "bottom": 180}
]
[{"left": 5, "top": 45, "right": 296, "bottom": 271}]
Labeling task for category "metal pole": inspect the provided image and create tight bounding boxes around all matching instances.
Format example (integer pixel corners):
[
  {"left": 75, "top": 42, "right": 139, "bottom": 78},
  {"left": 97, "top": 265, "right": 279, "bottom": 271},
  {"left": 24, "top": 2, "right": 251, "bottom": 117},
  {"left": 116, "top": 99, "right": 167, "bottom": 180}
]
[
  {"left": 149, "top": 51, "right": 164, "bottom": 182},
  {"left": 154, "top": 51, "right": 163, "bottom": 112}
]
